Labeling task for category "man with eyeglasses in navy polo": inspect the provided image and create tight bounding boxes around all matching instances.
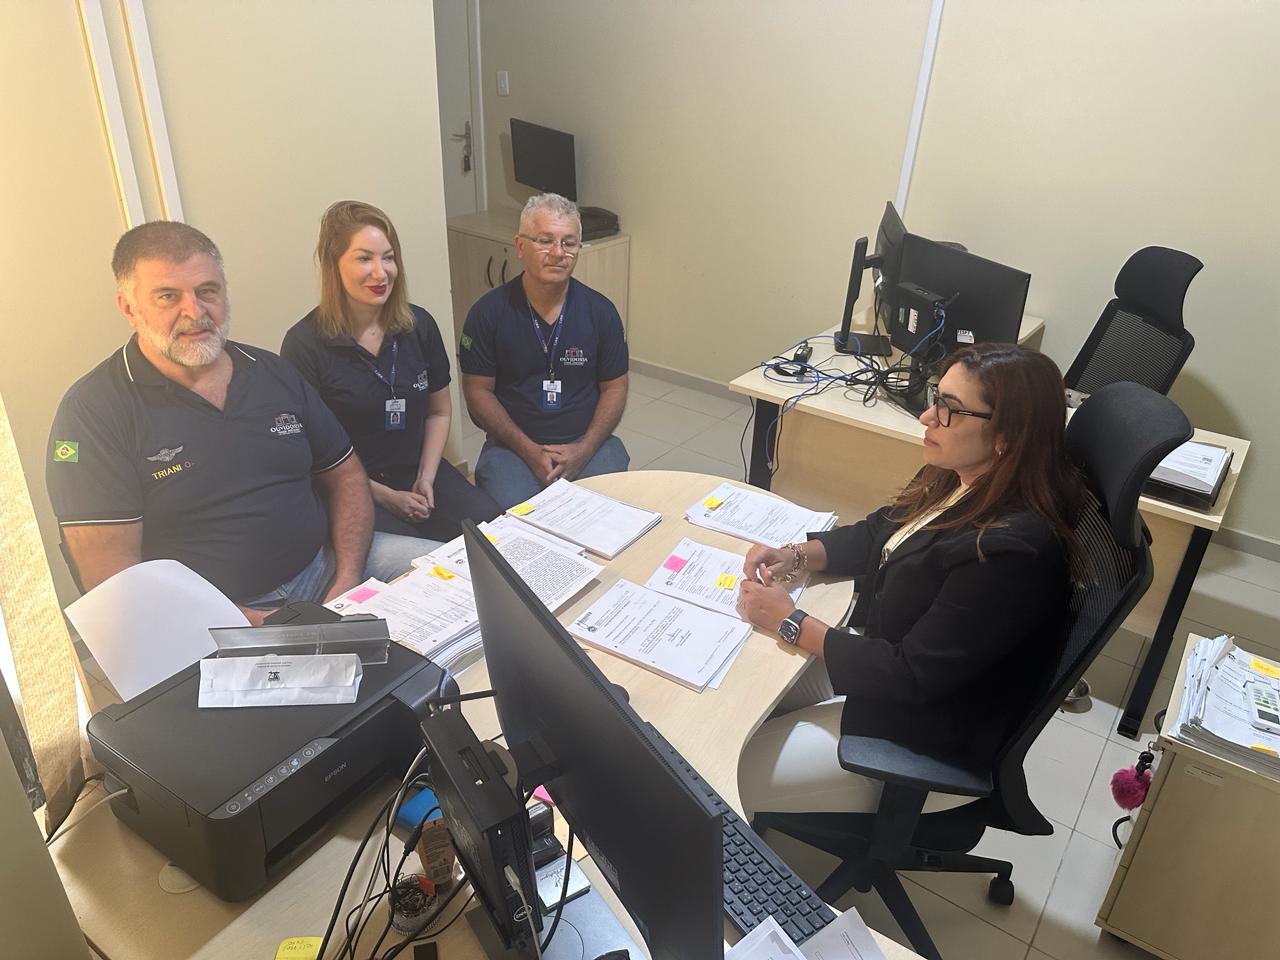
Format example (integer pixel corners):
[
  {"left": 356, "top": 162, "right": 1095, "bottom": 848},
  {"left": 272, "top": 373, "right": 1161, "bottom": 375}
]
[
  {"left": 47, "top": 221, "right": 434, "bottom": 624},
  {"left": 459, "top": 193, "right": 630, "bottom": 509}
]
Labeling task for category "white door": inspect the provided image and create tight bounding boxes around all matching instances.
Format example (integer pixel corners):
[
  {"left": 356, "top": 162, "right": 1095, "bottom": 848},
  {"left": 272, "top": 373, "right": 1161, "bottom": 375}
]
[{"left": 434, "top": 0, "right": 482, "bottom": 217}]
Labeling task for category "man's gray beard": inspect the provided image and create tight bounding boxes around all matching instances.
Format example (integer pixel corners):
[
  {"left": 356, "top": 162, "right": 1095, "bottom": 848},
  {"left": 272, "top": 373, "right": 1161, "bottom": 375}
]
[{"left": 141, "top": 319, "right": 229, "bottom": 367}]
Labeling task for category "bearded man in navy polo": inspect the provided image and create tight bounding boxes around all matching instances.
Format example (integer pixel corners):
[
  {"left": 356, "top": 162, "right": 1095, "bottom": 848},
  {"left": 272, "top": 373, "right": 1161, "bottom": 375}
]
[{"left": 48, "top": 221, "right": 433, "bottom": 623}]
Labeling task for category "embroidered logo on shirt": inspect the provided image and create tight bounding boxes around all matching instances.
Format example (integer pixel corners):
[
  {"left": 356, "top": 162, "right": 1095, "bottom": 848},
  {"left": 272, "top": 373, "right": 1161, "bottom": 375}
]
[
  {"left": 561, "top": 346, "right": 588, "bottom": 367},
  {"left": 412, "top": 370, "right": 430, "bottom": 391},
  {"left": 145, "top": 445, "right": 184, "bottom": 463},
  {"left": 52, "top": 440, "right": 79, "bottom": 463},
  {"left": 269, "top": 412, "right": 303, "bottom": 436}
]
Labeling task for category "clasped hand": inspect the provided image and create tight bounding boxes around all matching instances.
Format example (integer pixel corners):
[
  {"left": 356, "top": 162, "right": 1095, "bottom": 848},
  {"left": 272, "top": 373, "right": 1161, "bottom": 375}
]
[
  {"left": 737, "top": 546, "right": 797, "bottom": 634},
  {"left": 528, "top": 440, "right": 591, "bottom": 484}
]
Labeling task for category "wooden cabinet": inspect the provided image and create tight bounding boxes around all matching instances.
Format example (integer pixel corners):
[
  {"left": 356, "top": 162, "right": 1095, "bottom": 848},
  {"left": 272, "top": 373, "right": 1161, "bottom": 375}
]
[
  {"left": 1096, "top": 634, "right": 1280, "bottom": 960},
  {"left": 445, "top": 208, "right": 631, "bottom": 350}
]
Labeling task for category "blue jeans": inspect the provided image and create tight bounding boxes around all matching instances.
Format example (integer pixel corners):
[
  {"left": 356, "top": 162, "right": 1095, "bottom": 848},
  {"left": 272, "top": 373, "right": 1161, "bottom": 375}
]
[
  {"left": 474, "top": 435, "right": 631, "bottom": 511},
  {"left": 241, "top": 531, "right": 438, "bottom": 609}
]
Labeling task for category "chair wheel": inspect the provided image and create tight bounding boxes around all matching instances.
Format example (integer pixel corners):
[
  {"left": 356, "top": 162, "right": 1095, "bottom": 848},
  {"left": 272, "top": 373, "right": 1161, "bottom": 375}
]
[{"left": 988, "top": 876, "right": 1014, "bottom": 905}]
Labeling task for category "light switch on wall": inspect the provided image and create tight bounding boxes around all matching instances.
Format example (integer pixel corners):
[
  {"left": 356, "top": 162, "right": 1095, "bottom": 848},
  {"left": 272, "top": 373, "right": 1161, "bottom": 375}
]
[{"left": 497, "top": 70, "right": 509, "bottom": 96}]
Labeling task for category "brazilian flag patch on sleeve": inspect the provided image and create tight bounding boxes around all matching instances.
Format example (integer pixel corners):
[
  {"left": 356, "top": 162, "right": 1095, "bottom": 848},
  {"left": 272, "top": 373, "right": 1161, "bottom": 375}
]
[
  {"left": 53, "top": 440, "right": 79, "bottom": 463},
  {"left": 460, "top": 333, "right": 473, "bottom": 350}
]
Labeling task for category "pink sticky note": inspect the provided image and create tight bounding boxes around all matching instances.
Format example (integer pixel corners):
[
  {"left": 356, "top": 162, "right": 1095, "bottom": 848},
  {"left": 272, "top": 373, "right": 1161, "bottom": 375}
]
[
  {"left": 532, "top": 785, "right": 554, "bottom": 806},
  {"left": 348, "top": 585, "right": 379, "bottom": 603},
  {"left": 662, "top": 554, "right": 688, "bottom": 573}
]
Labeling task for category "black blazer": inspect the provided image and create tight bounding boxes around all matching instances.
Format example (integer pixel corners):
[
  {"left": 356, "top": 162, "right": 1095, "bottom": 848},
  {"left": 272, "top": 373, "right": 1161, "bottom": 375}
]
[{"left": 810, "top": 504, "right": 1070, "bottom": 771}]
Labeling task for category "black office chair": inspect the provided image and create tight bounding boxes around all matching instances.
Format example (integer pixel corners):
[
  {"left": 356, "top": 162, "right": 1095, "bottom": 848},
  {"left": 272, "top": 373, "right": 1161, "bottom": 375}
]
[
  {"left": 752, "top": 382, "right": 1192, "bottom": 960},
  {"left": 1065, "top": 246, "right": 1203, "bottom": 396}
]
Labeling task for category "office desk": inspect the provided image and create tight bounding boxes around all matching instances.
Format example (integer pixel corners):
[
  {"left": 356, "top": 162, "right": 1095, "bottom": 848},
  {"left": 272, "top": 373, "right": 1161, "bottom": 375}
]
[
  {"left": 729, "top": 336, "right": 1250, "bottom": 739},
  {"left": 1096, "top": 634, "right": 1280, "bottom": 960},
  {"left": 50, "top": 471, "right": 921, "bottom": 960}
]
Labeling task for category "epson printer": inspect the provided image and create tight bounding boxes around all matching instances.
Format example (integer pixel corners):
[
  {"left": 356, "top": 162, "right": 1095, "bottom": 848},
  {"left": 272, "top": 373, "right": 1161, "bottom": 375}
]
[{"left": 87, "top": 640, "right": 450, "bottom": 900}]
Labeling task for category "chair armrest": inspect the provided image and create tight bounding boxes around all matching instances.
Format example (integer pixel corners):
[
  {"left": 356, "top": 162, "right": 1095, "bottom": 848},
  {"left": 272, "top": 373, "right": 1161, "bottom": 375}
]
[{"left": 838, "top": 735, "right": 993, "bottom": 798}]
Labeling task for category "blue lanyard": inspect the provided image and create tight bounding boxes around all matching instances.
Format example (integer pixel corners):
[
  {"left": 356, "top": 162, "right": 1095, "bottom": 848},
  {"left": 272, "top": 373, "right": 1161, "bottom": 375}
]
[
  {"left": 363, "top": 337, "right": 398, "bottom": 399},
  {"left": 529, "top": 297, "right": 567, "bottom": 379}
]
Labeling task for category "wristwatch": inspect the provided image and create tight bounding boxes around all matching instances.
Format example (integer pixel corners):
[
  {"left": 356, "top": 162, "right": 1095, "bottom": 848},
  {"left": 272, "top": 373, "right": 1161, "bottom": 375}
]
[{"left": 778, "top": 610, "right": 808, "bottom": 646}]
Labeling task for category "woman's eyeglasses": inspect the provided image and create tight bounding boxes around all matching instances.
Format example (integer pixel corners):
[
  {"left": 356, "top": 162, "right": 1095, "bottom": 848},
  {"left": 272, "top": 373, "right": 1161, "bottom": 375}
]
[{"left": 927, "top": 382, "right": 993, "bottom": 427}]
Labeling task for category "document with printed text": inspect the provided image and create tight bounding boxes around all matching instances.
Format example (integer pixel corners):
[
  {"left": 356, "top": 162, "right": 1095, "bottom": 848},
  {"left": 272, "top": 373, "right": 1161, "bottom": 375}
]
[
  {"left": 646, "top": 537, "right": 806, "bottom": 621},
  {"left": 686, "top": 482, "right": 836, "bottom": 548},
  {"left": 508, "top": 478, "right": 662, "bottom": 559},
  {"left": 567, "top": 579, "right": 750, "bottom": 691}
]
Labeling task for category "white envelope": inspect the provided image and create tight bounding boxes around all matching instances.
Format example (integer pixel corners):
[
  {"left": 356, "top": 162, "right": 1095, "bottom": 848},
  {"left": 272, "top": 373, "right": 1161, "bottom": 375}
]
[{"left": 198, "top": 653, "right": 362, "bottom": 708}]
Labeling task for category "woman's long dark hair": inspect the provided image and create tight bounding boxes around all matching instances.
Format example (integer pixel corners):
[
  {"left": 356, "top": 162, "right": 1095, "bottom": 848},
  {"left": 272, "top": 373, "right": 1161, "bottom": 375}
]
[{"left": 892, "top": 343, "right": 1085, "bottom": 551}]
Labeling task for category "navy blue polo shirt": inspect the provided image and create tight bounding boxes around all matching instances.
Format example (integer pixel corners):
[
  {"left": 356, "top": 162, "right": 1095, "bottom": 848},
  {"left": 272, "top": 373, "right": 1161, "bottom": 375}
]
[
  {"left": 281, "top": 304, "right": 451, "bottom": 483},
  {"left": 46, "top": 337, "right": 353, "bottom": 602},
  {"left": 458, "top": 277, "right": 628, "bottom": 444}
]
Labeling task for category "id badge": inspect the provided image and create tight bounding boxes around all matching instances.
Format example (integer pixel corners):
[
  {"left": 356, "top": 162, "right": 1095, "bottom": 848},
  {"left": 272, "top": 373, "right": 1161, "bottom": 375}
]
[
  {"left": 385, "top": 397, "right": 406, "bottom": 430},
  {"left": 541, "top": 379, "right": 562, "bottom": 410}
]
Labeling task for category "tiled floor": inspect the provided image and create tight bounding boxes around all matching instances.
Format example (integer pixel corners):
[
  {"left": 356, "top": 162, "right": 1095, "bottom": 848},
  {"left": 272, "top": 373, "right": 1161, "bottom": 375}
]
[{"left": 82, "top": 368, "right": 1280, "bottom": 960}]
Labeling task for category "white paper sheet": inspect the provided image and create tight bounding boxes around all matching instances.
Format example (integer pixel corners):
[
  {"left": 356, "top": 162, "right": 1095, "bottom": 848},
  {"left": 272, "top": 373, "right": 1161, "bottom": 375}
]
[
  {"left": 686, "top": 482, "right": 836, "bottom": 548},
  {"left": 567, "top": 579, "right": 750, "bottom": 691},
  {"left": 65, "top": 559, "right": 245, "bottom": 701},
  {"left": 508, "top": 478, "right": 662, "bottom": 559},
  {"left": 646, "top": 537, "right": 805, "bottom": 621},
  {"left": 799, "top": 908, "right": 887, "bottom": 960},
  {"left": 198, "top": 653, "right": 362, "bottom": 708},
  {"left": 415, "top": 519, "right": 601, "bottom": 612},
  {"left": 724, "top": 916, "right": 807, "bottom": 959}
]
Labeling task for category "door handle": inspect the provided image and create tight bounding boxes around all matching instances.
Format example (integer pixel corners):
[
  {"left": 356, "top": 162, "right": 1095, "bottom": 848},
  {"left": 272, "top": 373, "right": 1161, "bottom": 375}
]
[
  {"left": 485, "top": 255, "right": 493, "bottom": 287},
  {"left": 500, "top": 259, "right": 508, "bottom": 284},
  {"left": 450, "top": 121, "right": 473, "bottom": 174}
]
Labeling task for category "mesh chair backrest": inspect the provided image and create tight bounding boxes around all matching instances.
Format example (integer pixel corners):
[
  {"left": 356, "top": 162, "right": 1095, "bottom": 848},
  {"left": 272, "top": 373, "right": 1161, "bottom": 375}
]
[{"left": 1069, "top": 305, "right": 1194, "bottom": 395}]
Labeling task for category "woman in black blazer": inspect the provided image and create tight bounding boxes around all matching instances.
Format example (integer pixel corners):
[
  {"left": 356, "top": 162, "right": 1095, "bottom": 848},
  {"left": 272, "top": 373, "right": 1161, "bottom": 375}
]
[{"left": 738, "top": 343, "right": 1084, "bottom": 816}]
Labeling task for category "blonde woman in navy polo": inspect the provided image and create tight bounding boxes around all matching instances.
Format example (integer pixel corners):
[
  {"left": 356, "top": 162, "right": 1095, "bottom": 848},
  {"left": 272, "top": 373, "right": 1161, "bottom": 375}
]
[{"left": 283, "top": 201, "right": 499, "bottom": 540}]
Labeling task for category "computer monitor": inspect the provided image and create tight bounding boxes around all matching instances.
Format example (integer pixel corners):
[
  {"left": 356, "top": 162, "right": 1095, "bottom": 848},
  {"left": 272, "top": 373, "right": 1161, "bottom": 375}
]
[
  {"left": 873, "top": 201, "right": 908, "bottom": 329},
  {"left": 889, "top": 233, "right": 1031, "bottom": 355},
  {"left": 462, "top": 522, "right": 724, "bottom": 960},
  {"left": 510, "top": 118, "right": 578, "bottom": 201}
]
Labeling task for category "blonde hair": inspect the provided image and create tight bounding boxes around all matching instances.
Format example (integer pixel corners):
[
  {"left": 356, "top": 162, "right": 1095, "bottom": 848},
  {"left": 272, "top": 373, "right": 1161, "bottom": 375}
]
[{"left": 314, "top": 200, "right": 413, "bottom": 338}]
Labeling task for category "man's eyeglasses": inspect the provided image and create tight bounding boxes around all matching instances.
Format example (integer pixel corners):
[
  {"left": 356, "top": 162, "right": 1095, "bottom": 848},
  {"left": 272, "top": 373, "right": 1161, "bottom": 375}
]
[
  {"left": 519, "top": 234, "right": 581, "bottom": 256},
  {"left": 927, "top": 382, "right": 993, "bottom": 427}
]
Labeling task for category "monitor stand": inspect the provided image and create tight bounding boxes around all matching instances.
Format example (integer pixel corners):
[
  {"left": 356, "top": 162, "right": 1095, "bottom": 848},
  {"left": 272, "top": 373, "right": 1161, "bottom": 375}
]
[{"left": 466, "top": 880, "right": 644, "bottom": 960}]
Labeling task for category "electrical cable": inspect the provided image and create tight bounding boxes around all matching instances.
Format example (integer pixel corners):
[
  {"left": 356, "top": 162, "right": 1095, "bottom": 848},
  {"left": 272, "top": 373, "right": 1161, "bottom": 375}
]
[
  {"left": 539, "top": 830, "right": 576, "bottom": 952},
  {"left": 43, "top": 772, "right": 104, "bottom": 842},
  {"left": 45, "top": 786, "right": 129, "bottom": 846},
  {"left": 503, "top": 865, "right": 544, "bottom": 960},
  {"left": 379, "top": 881, "right": 471, "bottom": 959}
]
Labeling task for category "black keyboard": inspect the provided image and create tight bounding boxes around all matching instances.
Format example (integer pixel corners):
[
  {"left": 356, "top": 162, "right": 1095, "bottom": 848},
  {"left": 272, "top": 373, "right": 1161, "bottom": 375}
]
[{"left": 646, "top": 723, "right": 836, "bottom": 945}]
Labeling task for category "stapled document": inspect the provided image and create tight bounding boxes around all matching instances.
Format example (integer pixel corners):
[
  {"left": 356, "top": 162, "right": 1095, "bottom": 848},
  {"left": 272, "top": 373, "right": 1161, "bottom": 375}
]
[
  {"left": 198, "top": 653, "right": 362, "bottom": 708},
  {"left": 686, "top": 482, "right": 836, "bottom": 548},
  {"left": 646, "top": 537, "right": 806, "bottom": 622}
]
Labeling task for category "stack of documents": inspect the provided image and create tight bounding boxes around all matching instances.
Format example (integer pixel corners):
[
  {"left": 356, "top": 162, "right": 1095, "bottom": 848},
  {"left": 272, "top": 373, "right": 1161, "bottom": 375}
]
[
  {"left": 413, "top": 516, "right": 602, "bottom": 612},
  {"left": 328, "top": 569, "right": 484, "bottom": 672},
  {"left": 566, "top": 579, "right": 752, "bottom": 692},
  {"left": 725, "top": 912, "right": 886, "bottom": 960},
  {"left": 1143, "top": 439, "right": 1233, "bottom": 509},
  {"left": 507, "top": 478, "right": 662, "bottom": 559},
  {"left": 1172, "top": 634, "right": 1280, "bottom": 778},
  {"left": 686, "top": 482, "right": 836, "bottom": 548}
]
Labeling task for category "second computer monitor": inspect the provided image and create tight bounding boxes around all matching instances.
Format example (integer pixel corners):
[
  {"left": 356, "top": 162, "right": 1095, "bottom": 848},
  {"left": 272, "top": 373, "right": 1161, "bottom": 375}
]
[
  {"left": 891, "top": 232, "right": 1030, "bottom": 355},
  {"left": 462, "top": 522, "right": 724, "bottom": 960}
]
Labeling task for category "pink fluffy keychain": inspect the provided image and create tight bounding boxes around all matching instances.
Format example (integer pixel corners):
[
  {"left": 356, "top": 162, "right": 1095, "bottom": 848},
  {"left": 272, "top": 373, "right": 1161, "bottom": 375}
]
[
  {"left": 1111, "top": 749, "right": 1155, "bottom": 809},
  {"left": 1109, "top": 748, "right": 1156, "bottom": 847}
]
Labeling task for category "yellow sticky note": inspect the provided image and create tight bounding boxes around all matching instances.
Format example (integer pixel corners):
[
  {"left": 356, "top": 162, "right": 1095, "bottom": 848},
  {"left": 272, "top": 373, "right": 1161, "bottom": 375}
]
[
  {"left": 1250, "top": 657, "right": 1280, "bottom": 680},
  {"left": 485, "top": 533, "right": 498, "bottom": 544},
  {"left": 511, "top": 503, "right": 535, "bottom": 516},
  {"left": 1250, "top": 744, "right": 1280, "bottom": 757},
  {"left": 703, "top": 495, "right": 724, "bottom": 510},
  {"left": 431, "top": 564, "right": 454, "bottom": 581},
  {"left": 276, "top": 937, "right": 322, "bottom": 960},
  {"left": 715, "top": 573, "right": 738, "bottom": 589}
]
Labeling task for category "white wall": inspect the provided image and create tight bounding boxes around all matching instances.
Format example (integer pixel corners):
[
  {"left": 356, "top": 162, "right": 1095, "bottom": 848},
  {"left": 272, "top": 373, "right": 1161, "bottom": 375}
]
[
  {"left": 479, "top": 1, "right": 932, "bottom": 382},
  {"left": 477, "top": 0, "right": 1278, "bottom": 549},
  {"left": 2, "top": 1, "right": 457, "bottom": 604},
  {"left": 908, "top": 0, "right": 1279, "bottom": 545}
]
